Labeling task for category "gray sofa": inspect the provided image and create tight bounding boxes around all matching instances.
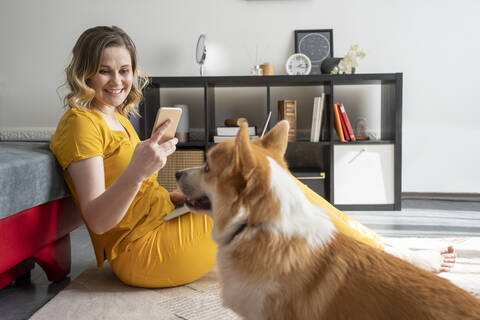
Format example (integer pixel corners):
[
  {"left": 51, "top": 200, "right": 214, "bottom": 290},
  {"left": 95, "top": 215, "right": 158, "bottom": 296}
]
[{"left": 0, "top": 141, "right": 82, "bottom": 289}]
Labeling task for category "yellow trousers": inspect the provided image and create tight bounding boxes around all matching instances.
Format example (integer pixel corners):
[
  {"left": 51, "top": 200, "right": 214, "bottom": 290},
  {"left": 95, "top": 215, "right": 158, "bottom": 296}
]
[
  {"left": 110, "top": 213, "right": 216, "bottom": 288},
  {"left": 111, "top": 177, "right": 384, "bottom": 288}
]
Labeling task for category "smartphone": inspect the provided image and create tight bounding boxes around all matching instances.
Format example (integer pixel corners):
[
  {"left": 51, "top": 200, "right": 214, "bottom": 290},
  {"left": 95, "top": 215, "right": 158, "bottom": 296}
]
[{"left": 152, "top": 107, "right": 182, "bottom": 144}]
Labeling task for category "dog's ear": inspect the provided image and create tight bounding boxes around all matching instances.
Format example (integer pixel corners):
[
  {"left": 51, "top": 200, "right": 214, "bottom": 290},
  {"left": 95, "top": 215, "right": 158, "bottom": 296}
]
[
  {"left": 259, "top": 120, "right": 289, "bottom": 157},
  {"left": 234, "top": 122, "right": 257, "bottom": 178}
]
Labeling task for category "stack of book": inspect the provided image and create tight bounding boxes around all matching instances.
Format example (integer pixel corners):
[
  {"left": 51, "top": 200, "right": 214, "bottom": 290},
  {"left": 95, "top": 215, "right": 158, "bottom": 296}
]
[
  {"left": 333, "top": 102, "right": 356, "bottom": 142},
  {"left": 310, "top": 93, "right": 326, "bottom": 142},
  {"left": 278, "top": 100, "right": 297, "bottom": 142},
  {"left": 214, "top": 123, "right": 258, "bottom": 143}
]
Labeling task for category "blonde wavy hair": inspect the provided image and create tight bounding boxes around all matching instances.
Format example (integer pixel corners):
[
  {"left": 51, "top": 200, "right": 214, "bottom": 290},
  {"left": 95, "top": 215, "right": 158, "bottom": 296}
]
[{"left": 63, "top": 26, "right": 148, "bottom": 117}]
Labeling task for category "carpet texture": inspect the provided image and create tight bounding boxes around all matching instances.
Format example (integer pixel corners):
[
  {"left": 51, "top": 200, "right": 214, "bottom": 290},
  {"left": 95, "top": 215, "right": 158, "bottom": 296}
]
[{"left": 30, "top": 237, "right": 480, "bottom": 320}]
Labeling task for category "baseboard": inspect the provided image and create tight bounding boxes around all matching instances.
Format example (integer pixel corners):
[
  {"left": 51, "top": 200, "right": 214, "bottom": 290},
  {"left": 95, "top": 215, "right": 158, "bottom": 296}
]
[{"left": 402, "top": 192, "right": 480, "bottom": 202}]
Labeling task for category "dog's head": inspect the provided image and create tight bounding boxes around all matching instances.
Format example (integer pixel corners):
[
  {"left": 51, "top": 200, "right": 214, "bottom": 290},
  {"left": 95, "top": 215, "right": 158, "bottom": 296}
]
[{"left": 176, "top": 120, "right": 290, "bottom": 243}]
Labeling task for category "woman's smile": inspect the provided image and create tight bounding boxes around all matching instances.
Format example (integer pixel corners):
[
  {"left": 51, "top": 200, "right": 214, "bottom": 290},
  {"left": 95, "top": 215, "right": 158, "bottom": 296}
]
[
  {"left": 104, "top": 88, "right": 124, "bottom": 95},
  {"left": 87, "top": 46, "right": 133, "bottom": 110}
]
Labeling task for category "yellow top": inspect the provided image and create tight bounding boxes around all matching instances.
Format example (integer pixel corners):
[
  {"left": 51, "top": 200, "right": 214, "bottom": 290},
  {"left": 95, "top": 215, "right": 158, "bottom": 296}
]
[{"left": 50, "top": 108, "right": 174, "bottom": 267}]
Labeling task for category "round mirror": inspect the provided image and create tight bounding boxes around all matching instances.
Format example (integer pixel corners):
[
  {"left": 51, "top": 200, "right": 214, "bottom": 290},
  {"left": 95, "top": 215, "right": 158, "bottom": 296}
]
[{"left": 196, "top": 34, "right": 206, "bottom": 76}]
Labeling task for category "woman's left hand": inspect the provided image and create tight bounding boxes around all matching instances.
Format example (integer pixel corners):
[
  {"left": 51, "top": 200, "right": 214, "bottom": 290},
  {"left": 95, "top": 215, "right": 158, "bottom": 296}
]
[{"left": 170, "top": 189, "right": 187, "bottom": 208}]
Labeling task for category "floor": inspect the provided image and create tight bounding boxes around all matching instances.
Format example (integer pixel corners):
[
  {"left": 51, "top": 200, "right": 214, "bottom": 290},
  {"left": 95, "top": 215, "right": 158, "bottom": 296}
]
[{"left": 1, "top": 199, "right": 479, "bottom": 320}]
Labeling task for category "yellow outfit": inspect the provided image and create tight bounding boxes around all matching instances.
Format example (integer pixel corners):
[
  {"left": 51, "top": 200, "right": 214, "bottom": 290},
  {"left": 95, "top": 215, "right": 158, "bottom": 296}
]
[
  {"left": 294, "top": 178, "right": 384, "bottom": 250},
  {"left": 50, "top": 107, "right": 382, "bottom": 288},
  {"left": 50, "top": 108, "right": 216, "bottom": 287}
]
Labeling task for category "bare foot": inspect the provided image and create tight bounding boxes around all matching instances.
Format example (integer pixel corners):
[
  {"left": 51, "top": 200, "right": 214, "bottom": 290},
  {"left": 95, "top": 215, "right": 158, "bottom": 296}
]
[
  {"left": 439, "top": 246, "right": 456, "bottom": 272},
  {"left": 410, "top": 246, "right": 456, "bottom": 273},
  {"left": 385, "top": 245, "right": 456, "bottom": 273}
]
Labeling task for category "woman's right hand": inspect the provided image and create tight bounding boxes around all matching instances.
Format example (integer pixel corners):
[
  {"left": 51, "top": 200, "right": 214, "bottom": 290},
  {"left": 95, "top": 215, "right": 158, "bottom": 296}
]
[{"left": 126, "top": 119, "right": 178, "bottom": 183}]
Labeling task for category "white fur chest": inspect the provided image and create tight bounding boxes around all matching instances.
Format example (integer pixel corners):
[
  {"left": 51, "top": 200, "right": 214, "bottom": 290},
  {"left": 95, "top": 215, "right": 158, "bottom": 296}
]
[{"left": 216, "top": 250, "right": 276, "bottom": 320}]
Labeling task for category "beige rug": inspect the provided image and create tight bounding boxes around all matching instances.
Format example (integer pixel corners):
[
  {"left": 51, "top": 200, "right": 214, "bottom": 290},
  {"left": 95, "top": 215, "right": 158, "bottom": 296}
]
[{"left": 30, "top": 238, "right": 480, "bottom": 320}]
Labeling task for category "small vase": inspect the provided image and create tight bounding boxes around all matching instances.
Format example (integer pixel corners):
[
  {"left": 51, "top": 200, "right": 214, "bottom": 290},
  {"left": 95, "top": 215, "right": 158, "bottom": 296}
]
[
  {"left": 320, "top": 57, "right": 342, "bottom": 74},
  {"left": 320, "top": 57, "right": 356, "bottom": 74}
]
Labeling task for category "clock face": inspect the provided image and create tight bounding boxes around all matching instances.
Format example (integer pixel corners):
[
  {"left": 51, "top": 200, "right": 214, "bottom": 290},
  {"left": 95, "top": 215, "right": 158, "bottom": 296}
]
[
  {"left": 298, "top": 33, "right": 330, "bottom": 64},
  {"left": 285, "top": 53, "right": 312, "bottom": 75}
]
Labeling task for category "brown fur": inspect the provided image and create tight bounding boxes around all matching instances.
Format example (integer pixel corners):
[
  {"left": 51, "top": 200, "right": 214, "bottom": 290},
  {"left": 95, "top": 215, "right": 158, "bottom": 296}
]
[
  {"left": 258, "top": 233, "right": 480, "bottom": 319},
  {"left": 177, "top": 121, "right": 480, "bottom": 319},
  {"left": 202, "top": 125, "right": 288, "bottom": 233}
]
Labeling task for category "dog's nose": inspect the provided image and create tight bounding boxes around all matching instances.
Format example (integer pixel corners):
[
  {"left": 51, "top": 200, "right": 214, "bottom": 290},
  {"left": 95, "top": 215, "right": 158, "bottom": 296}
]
[{"left": 175, "top": 171, "right": 182, "bottom": 181}]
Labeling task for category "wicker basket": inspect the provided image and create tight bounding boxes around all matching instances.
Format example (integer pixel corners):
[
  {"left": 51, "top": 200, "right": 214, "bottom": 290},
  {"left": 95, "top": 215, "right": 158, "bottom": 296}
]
[{"left": 157, "top": 150, "right": 205, "bottom": 192}]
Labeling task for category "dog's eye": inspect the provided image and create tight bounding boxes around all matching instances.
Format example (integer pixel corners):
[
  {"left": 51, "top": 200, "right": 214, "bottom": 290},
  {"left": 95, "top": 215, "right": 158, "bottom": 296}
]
[{"left": 204, "top": 162, "right": 210, "bottom": 173}]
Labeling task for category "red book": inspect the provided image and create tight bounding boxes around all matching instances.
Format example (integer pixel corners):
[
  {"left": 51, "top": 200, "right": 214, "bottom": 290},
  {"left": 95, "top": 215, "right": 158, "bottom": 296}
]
[
  {"left": 337, "top": 103, "right": 350, "bottom": 141},
  {"left": 339, "top": 103, "right": 356, "bottom": 142},
  {"left": 333, "top": 103, "right": 346, "bottom": 142}
]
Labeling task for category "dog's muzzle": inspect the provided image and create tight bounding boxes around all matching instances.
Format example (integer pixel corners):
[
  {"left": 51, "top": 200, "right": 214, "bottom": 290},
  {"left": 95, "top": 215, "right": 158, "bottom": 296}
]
[{"left": 175, "top": 169, "right": 212, "bottom": 211}]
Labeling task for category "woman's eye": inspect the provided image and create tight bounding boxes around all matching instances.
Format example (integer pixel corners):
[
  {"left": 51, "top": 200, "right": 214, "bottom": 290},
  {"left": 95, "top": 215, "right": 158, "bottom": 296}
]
[
  {"left": 99, "top": 70, "right": 109, "bottom": 74},
  {"left": 120, "top": 69, "right": 130, "bottom": 74}
]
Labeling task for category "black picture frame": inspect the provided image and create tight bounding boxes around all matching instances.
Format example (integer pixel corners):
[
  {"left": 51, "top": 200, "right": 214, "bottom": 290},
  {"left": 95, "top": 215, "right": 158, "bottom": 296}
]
[{"left": 294, "top": 29, "right": 333, "bottom": 75}]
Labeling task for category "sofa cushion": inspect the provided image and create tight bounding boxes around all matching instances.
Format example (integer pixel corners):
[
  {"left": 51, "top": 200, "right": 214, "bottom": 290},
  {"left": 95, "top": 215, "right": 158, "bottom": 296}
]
[{"left": 0, "top": 142, "right": 70, "bottom": 219}]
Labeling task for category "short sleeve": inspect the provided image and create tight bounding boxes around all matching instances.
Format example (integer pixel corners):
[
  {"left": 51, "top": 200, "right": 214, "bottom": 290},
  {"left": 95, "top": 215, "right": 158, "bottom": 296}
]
[{"left": 50, "top": 110, "right": 104, "bottom": 170}]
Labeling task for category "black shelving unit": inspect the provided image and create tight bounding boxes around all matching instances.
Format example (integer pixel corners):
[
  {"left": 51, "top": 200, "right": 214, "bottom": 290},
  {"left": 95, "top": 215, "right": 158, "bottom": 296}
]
[{"left": 140, "top": 73, "right": 402, "bottom": 211}]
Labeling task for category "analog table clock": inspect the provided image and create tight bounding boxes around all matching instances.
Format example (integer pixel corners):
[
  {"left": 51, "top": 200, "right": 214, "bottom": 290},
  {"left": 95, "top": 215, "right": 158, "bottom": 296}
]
[{"left": 285, "top": 53, "right": 312, "bottom": 75}]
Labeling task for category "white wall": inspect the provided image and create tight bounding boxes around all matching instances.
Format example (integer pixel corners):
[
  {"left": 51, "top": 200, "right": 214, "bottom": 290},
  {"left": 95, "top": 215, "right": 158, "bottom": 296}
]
[{"left": 1, "top": 0, "right": 479, "bottom": 193}]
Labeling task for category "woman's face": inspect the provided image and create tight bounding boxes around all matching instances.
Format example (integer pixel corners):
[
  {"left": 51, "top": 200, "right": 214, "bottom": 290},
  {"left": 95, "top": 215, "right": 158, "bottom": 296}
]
[{"left": 88, "top": 46, "right": 133, "bottom": 109}]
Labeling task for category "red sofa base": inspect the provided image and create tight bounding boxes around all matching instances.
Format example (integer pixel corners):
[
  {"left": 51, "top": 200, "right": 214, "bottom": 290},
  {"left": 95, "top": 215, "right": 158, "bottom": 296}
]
[
  {"left": 0, "top": 198, "right": 82, "bottom": 289},
  {"left": 0, "top": 259, "right": 35, "bottom": 289}
]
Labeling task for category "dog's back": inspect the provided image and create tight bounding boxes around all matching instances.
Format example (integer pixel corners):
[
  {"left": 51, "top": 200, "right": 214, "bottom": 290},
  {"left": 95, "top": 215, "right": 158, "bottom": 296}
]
[{"left": 257, "top": 233, "right": 480, "bottom": 320}]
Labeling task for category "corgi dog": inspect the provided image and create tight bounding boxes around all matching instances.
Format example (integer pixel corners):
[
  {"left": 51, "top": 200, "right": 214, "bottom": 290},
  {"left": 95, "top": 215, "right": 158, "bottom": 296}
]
[{"left": 176, "top": 120, "right": 480, "bottom": 320}]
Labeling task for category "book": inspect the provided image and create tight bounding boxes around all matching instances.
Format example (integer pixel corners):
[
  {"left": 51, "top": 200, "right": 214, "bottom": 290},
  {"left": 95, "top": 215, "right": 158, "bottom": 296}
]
[
  {"left": 224, "top": 118, "right": 247, "bottom": 127},
  {"left": 163, "top": 205, "right": 190, "bottom": 221},
  {"left": 319, "top": 94, "right": 327, "bottom": 140},
  {"left": 216, "top": 126, "right": 256, "bottom": 136},
  {"left": 310, "top": 93, "right": 326, "bottom": 142},
  {"left": 214, "top": 135, "right": 259, "bottom": 143},
  {"left": 333, "top": 103, "right": 346, "bottom": 142},
  {"left": 310, "top": 97, "right": 320, "bottom": 142},
  {"left": 278, "top": 100, "right": 297, "bottom": 142},
  {"left": 339, "top": 103, "right": 356, "bottom": 142},
  {"left": 317, "top": 93, "right": 326, "bottom": 141},
  {"left": 337, "top": 103, "right": 350, "bottom": 141},
  {"left": 319, "top": 103, "right": 328, "bottom": 141}
]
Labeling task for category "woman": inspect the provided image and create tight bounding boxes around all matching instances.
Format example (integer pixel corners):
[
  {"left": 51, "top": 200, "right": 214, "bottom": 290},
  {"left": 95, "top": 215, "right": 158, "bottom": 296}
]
[
  {"left": 50, "top": 26, "right": 216, "bottom": 288},
  {"left": 50, "top": 26, "right": 454, "bottom": 289}
]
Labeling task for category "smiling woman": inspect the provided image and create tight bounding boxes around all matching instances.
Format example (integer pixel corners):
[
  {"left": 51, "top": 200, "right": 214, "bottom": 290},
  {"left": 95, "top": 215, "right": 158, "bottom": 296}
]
[
  {"left": 63, "top": 26, "right": 146, "bottom": 116},
  {"left": 49, "top": 26, "right": 217, "bottom": 288},
  {"left": 87, "top": 47, "right": 133, "bottom": 111}
]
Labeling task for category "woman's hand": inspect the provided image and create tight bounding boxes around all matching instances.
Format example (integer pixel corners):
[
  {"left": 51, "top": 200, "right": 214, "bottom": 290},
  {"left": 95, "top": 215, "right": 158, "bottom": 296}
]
[
  {"left": 68, "top": 120, "right": 178, "bottom": 235},
  {"left": 170, "top": 189, "right": 187, "bottom": 208},
  {"left": 126, "top": 119, "right": 178, "bottom": 183}
]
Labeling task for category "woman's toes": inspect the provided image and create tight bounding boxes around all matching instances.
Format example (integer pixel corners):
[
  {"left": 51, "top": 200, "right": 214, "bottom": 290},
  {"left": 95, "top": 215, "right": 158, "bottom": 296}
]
[
  {"left": 441, "top": 246, "right": 455, "bottom": 254},
  {"left": 440, "top": 262, "right": 455, "bottom": 272},
  {"left": 440, "top": 246, "right": 456, "bottom": 269},
  {"left": 443, "top": 254, "right": 456, "bottom": 260}
]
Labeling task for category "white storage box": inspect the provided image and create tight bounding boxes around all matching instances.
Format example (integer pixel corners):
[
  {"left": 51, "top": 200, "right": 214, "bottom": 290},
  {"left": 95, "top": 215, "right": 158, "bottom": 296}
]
[{"left": 334, "top": 144, "right": 394, "bottom": 205}]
